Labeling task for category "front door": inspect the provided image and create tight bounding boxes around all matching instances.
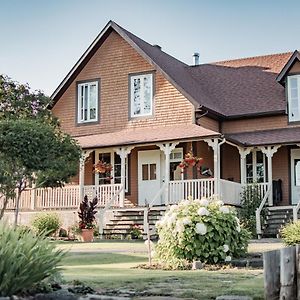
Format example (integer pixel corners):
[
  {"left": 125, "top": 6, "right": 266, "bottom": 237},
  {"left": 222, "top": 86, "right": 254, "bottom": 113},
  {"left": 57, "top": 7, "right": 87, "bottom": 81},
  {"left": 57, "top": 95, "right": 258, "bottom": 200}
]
[
  {"left": 291, "top": 149, "right": 300, "bottom": 204},
  {"left": 138, "top": 150, "right": 161, "bottom": 206}
]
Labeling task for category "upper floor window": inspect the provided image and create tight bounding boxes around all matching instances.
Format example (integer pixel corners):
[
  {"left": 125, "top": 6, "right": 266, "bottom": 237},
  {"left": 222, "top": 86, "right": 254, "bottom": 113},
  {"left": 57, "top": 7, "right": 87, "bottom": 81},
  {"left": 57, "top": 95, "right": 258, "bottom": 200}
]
[
  {"left": 287, "top": 75, "right": 300, "bottom": 122},
  {"left": 77, "top": 81, "right": 98, "bottom": 123},
  {"left": 130, "top": 73, "right": 153, "bottom": 118}
]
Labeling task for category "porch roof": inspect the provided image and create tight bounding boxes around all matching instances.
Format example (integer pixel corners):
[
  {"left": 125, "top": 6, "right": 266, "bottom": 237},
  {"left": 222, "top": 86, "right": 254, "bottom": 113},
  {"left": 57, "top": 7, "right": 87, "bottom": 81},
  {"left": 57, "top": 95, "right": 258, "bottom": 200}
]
[
  {"left": 225, "top": 127, "right": 300, "bottom": 146},
  {"left": 76, "top": 124, "right": 220, "bottom": 149}
]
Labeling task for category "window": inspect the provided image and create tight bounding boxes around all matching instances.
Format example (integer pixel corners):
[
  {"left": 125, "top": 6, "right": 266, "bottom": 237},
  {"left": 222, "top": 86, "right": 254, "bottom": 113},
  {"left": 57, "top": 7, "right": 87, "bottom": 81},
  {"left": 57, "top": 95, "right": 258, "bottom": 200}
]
[
  {"left": 246, "top": 150, "right": 267, "bottom": 183},
  {"left": 95, "top": 151, "right": 128, "bottom": 192},
  {"left": 142, "top": 163, "right": 157, "bottom": 181},
  {"left": 287, "top": 75, "right": 300, "bottom": 122},
  {"left": 77, "top": 81, "right": 98, "bottom": 123},
  {"left": 170, "top": 148, "right": 183, "bottom": 181},
  {"left": 130, "top": 73, "right": 153, "bottom": 118}
]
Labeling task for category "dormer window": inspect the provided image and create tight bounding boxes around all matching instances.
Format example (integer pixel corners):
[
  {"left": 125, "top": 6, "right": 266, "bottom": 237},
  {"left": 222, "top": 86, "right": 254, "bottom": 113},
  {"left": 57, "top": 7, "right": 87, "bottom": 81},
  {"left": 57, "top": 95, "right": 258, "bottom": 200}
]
[
  {"left": 287, "top": 75, "right": 300, "bottom": 122},
  {"left": 77, "top": 80, "right": 99, "bottom": 124},
  {"left": 130, "top": 73, "right": 154, "bottom": 118}
]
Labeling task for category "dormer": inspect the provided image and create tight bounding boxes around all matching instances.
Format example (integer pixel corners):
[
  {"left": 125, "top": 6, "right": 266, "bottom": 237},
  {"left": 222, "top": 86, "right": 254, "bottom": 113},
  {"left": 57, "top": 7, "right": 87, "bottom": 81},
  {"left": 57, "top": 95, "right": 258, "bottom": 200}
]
[{"left": 277, "top": 50, "right": 300, "bottom": 122}]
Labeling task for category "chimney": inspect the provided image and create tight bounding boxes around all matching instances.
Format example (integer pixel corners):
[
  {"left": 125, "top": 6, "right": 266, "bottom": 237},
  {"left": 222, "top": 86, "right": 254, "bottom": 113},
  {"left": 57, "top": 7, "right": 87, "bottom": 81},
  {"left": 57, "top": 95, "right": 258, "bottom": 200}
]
[
  {"left": 193, "top": 52, "right": 200, "bottom": 66},
  {"left": 153, "top": 44, "right": 162, "bottom": 50}
]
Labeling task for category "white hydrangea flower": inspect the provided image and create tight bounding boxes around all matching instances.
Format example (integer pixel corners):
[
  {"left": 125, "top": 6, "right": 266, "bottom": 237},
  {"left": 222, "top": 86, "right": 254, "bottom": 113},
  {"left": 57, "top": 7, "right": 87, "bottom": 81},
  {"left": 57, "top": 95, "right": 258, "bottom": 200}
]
[
  {"left": 170, "top": 204, "right": 178, "bottom": 212},
  {"left": 197, "top": 207, "right": 210, "bottom": 216},
  {"left": 223, "top": 244, "right": 229, "bottom": 253},
  {"left": 144, "top": 239, "right": 153, "bottom": 246},
  {"left": 219, "top": 206, "right": 230, "bottom": 214},
  {"left": 235, "top": 216, "right": 240, "bottom": 224},
  {"left": 236, "top": 225, "right": 241, "bottom": 233},
  {"left": 199, "top": 197, "right": 209, "bottom": 206},
  {"left": 225, "top": 256, "right": 232, "bottom": 262},
  {"left": 215, "top": 200, "right": 224, "bottom": 206},
  {"left": 195, "top": 223, "right": 207, "bottom": 235},
  {"left": 155, "top": 220, "right": 162, "bottom": 228},
  {"left": 179, "top": 200, "right": 190, "bottom": 207},
  {"left": 187, "top": 195, "right": 193, "bottom": 201},
  {"left": 167, "top": 214, "right": 177, "bottom": 227},
  {"left": 175, "top": 220, "right": 185, "bottom": 234},
  {"left": 182, "top": 217, "right": 192, "bottom": 225}
]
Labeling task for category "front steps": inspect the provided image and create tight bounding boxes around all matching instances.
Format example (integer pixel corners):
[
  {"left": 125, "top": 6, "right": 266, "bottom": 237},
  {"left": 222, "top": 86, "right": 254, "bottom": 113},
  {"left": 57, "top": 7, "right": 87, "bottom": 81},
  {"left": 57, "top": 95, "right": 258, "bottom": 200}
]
[
  {"left": 103, "top": 207, "right": 166, "bottom": 239},
  {"left": 262, "top": 207, "right": 293, "bottom": 237}
]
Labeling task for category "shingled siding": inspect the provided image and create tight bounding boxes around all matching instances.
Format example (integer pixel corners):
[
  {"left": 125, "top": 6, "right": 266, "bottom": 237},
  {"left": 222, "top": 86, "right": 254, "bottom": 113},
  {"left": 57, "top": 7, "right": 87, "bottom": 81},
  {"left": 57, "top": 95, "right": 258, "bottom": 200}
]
[{"left": 52, "top": 31, "right": 194, "bottom": 137}]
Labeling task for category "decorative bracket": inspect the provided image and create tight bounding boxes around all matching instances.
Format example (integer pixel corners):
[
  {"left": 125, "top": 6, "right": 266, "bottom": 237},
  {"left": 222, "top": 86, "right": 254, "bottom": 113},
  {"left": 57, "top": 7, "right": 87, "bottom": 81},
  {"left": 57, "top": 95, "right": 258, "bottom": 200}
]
[
  {"left": 114, "top": 146, "right": 134, "bottom": 159},
  {"left": 238, "top": 147, "right": 253, "bottom": 159},
  {"left": 157, "top": 142, "right": 179, "bottom": 155},
  {"left": 80, "top": 149, "right": 93, "bottom": 169},
  {"left": 259, "top": 145, "right": 281, "bottom": 158}
]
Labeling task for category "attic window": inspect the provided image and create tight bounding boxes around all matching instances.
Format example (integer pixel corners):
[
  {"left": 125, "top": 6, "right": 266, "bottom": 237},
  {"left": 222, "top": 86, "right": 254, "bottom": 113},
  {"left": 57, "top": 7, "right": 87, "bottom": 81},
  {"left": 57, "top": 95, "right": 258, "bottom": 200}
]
[
  {"left": 130, "top": 73, "right": 153, "bottom": 118},
  {"left": 287, "top": 75, "right": 300, "bottom": 122},
  {"left": 77, "top": 80, "right": 99, "bottom": 124}
]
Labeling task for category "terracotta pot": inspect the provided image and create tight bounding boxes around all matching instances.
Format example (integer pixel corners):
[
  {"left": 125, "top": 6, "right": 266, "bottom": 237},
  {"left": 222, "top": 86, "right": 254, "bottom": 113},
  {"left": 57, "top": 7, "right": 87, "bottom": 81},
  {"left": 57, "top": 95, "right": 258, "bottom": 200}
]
[{"left": 80, "top": 228, "right": 94, "bottom": 242}]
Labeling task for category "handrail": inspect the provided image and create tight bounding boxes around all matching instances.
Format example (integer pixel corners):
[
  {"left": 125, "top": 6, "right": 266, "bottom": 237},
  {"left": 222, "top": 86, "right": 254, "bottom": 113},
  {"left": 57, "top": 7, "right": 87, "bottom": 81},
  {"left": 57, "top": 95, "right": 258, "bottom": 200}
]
[
  {"left": 255, "top": 185, "right": 271, "bottom": 238},
  {"left": 98, "top": 185, "right": 124, "bottom": 237},
  {"left": 293, "top": 200, "right": 300, "bottom": 222},
  {"left": 148, "top": 182, "right": 167, "bottom": 208}
]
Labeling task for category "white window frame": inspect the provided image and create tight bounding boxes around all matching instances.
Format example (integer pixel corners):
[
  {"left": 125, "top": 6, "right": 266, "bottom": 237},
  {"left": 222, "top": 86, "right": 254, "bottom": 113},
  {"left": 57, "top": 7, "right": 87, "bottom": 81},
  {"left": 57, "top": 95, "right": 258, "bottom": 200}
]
[
  {"left": 170, "top": 148, "right": 183, "bottom": 162},
  {"left": 95, "top": 149, "right": 128, "bottom": 192},
  {"left": 246, "top": 149, "right": 267, "bottom": 183},
  {"left": 287, "top": 75, "right": 300, "bottom": 122},
  {"left": 77, "top": 81, "right": 98, "bottom": 123},
  {"left": 130, "top": 73, "right": 153, "bottom": 118}
]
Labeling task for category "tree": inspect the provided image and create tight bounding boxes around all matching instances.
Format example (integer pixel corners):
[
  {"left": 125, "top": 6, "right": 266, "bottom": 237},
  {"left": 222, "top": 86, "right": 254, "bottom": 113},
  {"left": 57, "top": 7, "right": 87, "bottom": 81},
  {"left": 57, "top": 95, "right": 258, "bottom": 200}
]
[{"left": 0, "top": 75, "right": 82, "bottom": 223}]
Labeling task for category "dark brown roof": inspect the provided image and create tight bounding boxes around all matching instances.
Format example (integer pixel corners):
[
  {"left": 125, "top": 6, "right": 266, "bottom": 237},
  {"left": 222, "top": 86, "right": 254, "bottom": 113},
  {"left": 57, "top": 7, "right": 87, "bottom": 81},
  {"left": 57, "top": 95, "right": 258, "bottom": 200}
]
[
  {"left": 76, "top": 124, "right": 220, "bottom": 149},
  {"left": 225, "top": 127, "right": 300, "bottom": 146},
  {"left": 51, "top": 20, "right": 294, "bottom": 119}
]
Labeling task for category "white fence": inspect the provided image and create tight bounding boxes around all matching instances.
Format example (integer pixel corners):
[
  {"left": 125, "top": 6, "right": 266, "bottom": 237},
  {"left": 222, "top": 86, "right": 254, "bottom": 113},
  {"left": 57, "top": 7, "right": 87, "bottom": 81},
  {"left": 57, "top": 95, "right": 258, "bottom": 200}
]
[{"left": 219, "top": 179, "right": 243, "bottom": 206}]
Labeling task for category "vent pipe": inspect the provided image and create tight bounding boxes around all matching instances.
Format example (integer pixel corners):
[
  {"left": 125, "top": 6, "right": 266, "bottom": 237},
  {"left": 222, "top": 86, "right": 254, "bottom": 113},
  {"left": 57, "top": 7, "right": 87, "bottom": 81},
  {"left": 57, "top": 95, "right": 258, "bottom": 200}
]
[
  {"left": 193, "top": 52, "right": 200, "bottom": 66},
  {"left": 153, "top": 44, "right": 162, "bottom": 50}
]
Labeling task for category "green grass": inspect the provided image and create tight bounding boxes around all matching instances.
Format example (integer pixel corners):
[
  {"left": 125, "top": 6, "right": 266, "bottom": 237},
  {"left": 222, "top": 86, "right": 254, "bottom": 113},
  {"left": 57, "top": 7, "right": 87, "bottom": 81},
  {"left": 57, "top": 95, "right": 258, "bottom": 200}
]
[{"left": 59, "top": 240, "right": 266, "bottom": 299}]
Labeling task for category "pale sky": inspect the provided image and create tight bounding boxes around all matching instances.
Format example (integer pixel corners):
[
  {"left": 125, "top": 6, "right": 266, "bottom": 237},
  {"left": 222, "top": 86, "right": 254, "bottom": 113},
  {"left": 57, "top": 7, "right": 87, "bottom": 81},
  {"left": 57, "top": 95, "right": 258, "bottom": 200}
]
[{"left": 1, "top": 0, "right": 299, "bottom": 96}]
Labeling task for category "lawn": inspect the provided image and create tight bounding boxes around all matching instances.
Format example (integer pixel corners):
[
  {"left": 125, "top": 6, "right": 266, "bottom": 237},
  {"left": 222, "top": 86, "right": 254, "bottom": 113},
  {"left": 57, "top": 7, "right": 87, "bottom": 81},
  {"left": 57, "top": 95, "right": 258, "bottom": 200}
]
[{"left": 58, "top": 240, "right": 269, "bottom": 299}]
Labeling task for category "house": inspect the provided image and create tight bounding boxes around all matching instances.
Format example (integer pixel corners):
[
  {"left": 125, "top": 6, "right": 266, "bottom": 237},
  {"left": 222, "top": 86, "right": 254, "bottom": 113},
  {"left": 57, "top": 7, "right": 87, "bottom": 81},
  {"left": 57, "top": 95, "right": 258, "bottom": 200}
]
[{"left": 8, "top": 21, "right": 300, "bottom": 237}]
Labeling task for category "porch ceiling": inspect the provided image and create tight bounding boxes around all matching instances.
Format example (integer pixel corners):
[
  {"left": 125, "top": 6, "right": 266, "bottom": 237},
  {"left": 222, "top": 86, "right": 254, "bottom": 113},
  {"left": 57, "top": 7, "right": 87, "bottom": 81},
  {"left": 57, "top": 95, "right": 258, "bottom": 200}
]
[
  {"left": 76, "top": 124, "right": 220, "bottom": 149},
  {"left": 225, "top": 127, "right": 300, "bottom": 146}
]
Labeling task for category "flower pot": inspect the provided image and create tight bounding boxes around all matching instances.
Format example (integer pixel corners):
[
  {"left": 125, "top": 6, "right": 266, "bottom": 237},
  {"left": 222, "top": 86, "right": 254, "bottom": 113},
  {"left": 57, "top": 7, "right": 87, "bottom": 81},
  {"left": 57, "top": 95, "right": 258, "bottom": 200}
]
[{"left": 80, "top": 228, "right": 94, "bottom": 242}]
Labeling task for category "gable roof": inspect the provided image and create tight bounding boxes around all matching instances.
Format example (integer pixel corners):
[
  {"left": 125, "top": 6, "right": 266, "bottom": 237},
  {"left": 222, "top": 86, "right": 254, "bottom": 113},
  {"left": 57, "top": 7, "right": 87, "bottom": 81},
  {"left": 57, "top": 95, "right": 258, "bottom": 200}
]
[
  {"left": 51, "top": 20, "right": 294, "bottom": 119},
  {"left": 276, "top": 50, "right": 300, "bottom": 84}
]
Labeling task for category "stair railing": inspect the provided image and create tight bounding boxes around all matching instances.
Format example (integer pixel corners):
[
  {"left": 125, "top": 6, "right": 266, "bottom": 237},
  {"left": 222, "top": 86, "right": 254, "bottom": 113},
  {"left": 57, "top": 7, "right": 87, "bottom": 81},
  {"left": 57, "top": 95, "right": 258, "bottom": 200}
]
[
  {"left": 293, "top": 201, "right": 300, "bottom": 222},
  {"left": 143, "top": 182, "right": 167, "bottom": 235},
  {"left": 98, "top": 185, "right": 124, "bottom": 238},
  {"left": 255, "top": 185, "right": 271, "bottom": 238}
]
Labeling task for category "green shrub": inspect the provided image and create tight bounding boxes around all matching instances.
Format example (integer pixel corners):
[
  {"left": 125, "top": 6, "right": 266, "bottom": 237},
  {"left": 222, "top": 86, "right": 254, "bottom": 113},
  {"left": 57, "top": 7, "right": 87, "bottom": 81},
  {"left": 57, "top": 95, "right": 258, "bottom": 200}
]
[
  {"left": 32, "top": 212, "right": 61, "bottom": 236},
  {"left": 239, "top": 183, "right": 263, "bottom": 237},
  {"left": 281, "top": 221, "right": 300, "bottom": 245},
  {"left": 0, "top": 222, "right": 65, "bottom": 296},
  {"left": 155, "top": 197, "right": 250, "bottom": 269}
]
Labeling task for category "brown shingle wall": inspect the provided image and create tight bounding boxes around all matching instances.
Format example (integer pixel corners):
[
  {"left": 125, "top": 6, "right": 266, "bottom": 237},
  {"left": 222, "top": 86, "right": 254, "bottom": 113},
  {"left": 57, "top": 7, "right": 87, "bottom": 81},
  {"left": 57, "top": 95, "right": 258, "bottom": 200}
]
[
  {"left": 289, "top": 61, "right": 300, "bottom": 74},
  {"left": 198, "top": 116, "right": 219, "bottom": 132},
  {"left": 196, "top": 141, "right": 214, "bottom": 178},
  {"left": 52, "top": 31, "right": 194, "bottom": 137},
  {"left": 272, "top": 146, "right": 289, "bottom": 205},
  {"left": 221, "top": 143, "right": 240, "bottom": 183},
  {"left": 221, "top": 115, "right": 292, "bottom": 134}
]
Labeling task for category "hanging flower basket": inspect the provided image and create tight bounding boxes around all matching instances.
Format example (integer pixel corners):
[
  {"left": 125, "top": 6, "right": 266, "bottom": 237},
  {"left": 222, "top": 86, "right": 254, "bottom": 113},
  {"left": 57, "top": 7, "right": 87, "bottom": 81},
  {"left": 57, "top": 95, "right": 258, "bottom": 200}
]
[
  {"left": 94, "top": 160, "right": 113, "bottom": 174},
  {"left": 179, "top": 151, "right": 203, "bottom": 174}
]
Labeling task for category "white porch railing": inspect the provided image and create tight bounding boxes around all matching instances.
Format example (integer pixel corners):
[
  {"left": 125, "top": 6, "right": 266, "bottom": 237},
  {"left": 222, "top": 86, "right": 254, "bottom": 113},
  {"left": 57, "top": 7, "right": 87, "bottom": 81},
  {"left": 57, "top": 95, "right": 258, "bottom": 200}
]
[
  {"left": 0, "top": 184, "right": 124, "bottom": 211},
  {"left": 168, "top": 178, "right": 216, "bottom": 205},
  {"left": 219, "top": 179, "right": 243, "bottom": 206},
  {"left": 293, "top": 202, "right": 300, "bottom": 222}
]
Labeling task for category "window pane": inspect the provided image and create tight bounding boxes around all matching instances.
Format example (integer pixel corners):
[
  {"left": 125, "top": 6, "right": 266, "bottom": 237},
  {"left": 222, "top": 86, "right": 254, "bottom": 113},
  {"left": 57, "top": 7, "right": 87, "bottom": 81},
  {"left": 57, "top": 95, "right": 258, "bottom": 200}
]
[
  {"left": 246, "top": 152, "right": 253, "bottom": 164},
  {"left": 89, "top": 84, "right": 97, "bottom": 120},
  {"left": 133, "top": 78, "right": 141, "bottom": 115},
  {"left": 98, "top": 153, "right": 111, "bottom": 184},
  {"left": 84, "top": 85, "right": 88, "bottom": 121},
  {"left": 150, "top": 164, "right": 156, "bottom": 180},
  {"left": 142, "top": 164, "right": 149, "bottom": 180},
  {"left": 291, "top": 78, "right": 298, "bottom": 89},
  {"left": 256, "top": 151, "right": 263, "bottom": 163},
  {"left": 143, "top": 75, "right": 151, "bottom": 114}
]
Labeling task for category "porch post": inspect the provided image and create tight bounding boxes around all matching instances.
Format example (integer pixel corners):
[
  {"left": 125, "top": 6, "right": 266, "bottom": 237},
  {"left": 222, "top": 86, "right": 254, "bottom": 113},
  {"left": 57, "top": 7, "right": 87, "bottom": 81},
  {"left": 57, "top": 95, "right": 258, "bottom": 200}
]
[
  {"left": 238, "top": 147, "right": 253, "bottom": 185},
  {"left": 204, "top": 138, "right": 219, "bottom": 195},
  {"left": 79, "top": 150, "right": 93, "bottom": 201},
  {"left": 260, "top": 146, "right": 280, "bottom": 206},
  {"left": 115, "top": 146, "right": 134, "bottom": 207},
  {"left": 157, "top": 142, "right": 179, "bottom": 205}
]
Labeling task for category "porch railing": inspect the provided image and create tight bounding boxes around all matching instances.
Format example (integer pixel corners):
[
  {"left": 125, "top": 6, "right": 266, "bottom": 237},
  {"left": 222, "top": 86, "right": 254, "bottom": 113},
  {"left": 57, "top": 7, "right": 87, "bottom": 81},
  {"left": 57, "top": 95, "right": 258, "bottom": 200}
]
[{"left": 168, "top": 178, "right": 216, "bottom": 204}]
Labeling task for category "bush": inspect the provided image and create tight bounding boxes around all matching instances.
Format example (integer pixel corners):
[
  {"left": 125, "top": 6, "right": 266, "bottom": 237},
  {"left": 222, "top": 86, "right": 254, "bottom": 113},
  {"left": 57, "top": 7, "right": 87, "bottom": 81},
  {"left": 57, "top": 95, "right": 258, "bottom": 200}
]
[
  {"left": 0, "top": 222, "right": 65, "bottom": 296},
  {"left": 32, "top": 212, "right": 61, "bottom": 236},
  {"left": 281, "top": 221, "right": 300, "bottom": 245},
  {"left": 155, "top": 197, "right": 250, "bottom": 269},
  {"left": 239, "top": 183, "right": 263, "bottom": 237}
]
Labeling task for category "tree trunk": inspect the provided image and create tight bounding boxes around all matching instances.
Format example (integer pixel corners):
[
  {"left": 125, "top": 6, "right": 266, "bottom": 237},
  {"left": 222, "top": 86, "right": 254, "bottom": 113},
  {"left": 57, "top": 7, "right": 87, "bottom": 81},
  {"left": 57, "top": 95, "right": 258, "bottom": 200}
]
[
  {"left": 14, "top": 188, "right": 22, "bottom": 227},
  {"left": 0, "top": 196, "right": 9, "bottom": 220}
]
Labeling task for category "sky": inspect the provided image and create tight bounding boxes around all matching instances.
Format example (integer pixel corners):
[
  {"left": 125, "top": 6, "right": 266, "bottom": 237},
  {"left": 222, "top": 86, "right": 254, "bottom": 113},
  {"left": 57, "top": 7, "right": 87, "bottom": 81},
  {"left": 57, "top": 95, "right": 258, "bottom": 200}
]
[{"left": 1, "top": 0, "right": 300, "bottom": 96}]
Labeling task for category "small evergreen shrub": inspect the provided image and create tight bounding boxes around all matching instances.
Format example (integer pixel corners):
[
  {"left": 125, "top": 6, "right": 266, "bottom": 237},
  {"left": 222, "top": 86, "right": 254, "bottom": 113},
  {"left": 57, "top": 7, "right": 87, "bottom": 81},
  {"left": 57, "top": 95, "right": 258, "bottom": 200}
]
[
  {"left": 239, "top": 183, "right": 263, "bottom": 237},
  {"left": 155, "top": 197, "right": 250, "bottom": 269},
  {"left": 281, "top": 221, "right": 300, "bottom": 245},
  {"left": 0, "top": 222, "right": 65, "bottom": 296},
  {"left": 32, "top": 212, "right": 61, "bottom": 236}
]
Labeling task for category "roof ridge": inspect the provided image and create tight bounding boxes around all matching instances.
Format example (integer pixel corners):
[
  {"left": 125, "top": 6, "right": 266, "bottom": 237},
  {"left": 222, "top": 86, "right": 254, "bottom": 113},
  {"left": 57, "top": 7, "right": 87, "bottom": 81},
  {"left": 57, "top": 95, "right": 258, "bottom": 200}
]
[{"left": 211, "top": 51, "right": 293, "bottom": 65}]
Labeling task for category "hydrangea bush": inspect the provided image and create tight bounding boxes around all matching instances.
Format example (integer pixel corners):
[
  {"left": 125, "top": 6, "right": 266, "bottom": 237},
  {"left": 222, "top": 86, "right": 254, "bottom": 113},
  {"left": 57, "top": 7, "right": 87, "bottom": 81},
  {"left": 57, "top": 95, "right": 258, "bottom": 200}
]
[{"left": 155, "top": 197, "right": 250, "bottom": 269}]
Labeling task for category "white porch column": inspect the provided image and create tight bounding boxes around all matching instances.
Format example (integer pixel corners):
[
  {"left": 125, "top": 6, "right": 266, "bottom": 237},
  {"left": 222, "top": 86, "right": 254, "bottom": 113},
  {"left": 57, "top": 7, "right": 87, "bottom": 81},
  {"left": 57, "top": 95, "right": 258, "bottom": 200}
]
[
  {"left": 238, "top": 147, "right": 253, "bottom": 185},
  {"left": 157, "top": 142, "right": 179, "bottom": 205},
  {"left": 115, "top": 146, "right": 134, "bottom": 207},
  {"left": 79, "top": 150, "right": 93, "bottom": 201},
  {"left": 204, "top": 138, "right": 220, "bottom": 195},
  {"left": 260, "top": 145, "right": 280, "bottom": 206}
]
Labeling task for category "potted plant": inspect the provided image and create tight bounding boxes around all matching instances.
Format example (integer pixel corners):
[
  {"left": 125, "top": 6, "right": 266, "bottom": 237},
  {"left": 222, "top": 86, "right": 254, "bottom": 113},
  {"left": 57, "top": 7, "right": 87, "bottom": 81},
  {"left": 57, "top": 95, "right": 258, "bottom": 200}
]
[
  {"left": 129, "top": 224, "right": 142, "bottom": 239},
  {"left": 78, "top": 195, "right": 98, "bottom": 242}
]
